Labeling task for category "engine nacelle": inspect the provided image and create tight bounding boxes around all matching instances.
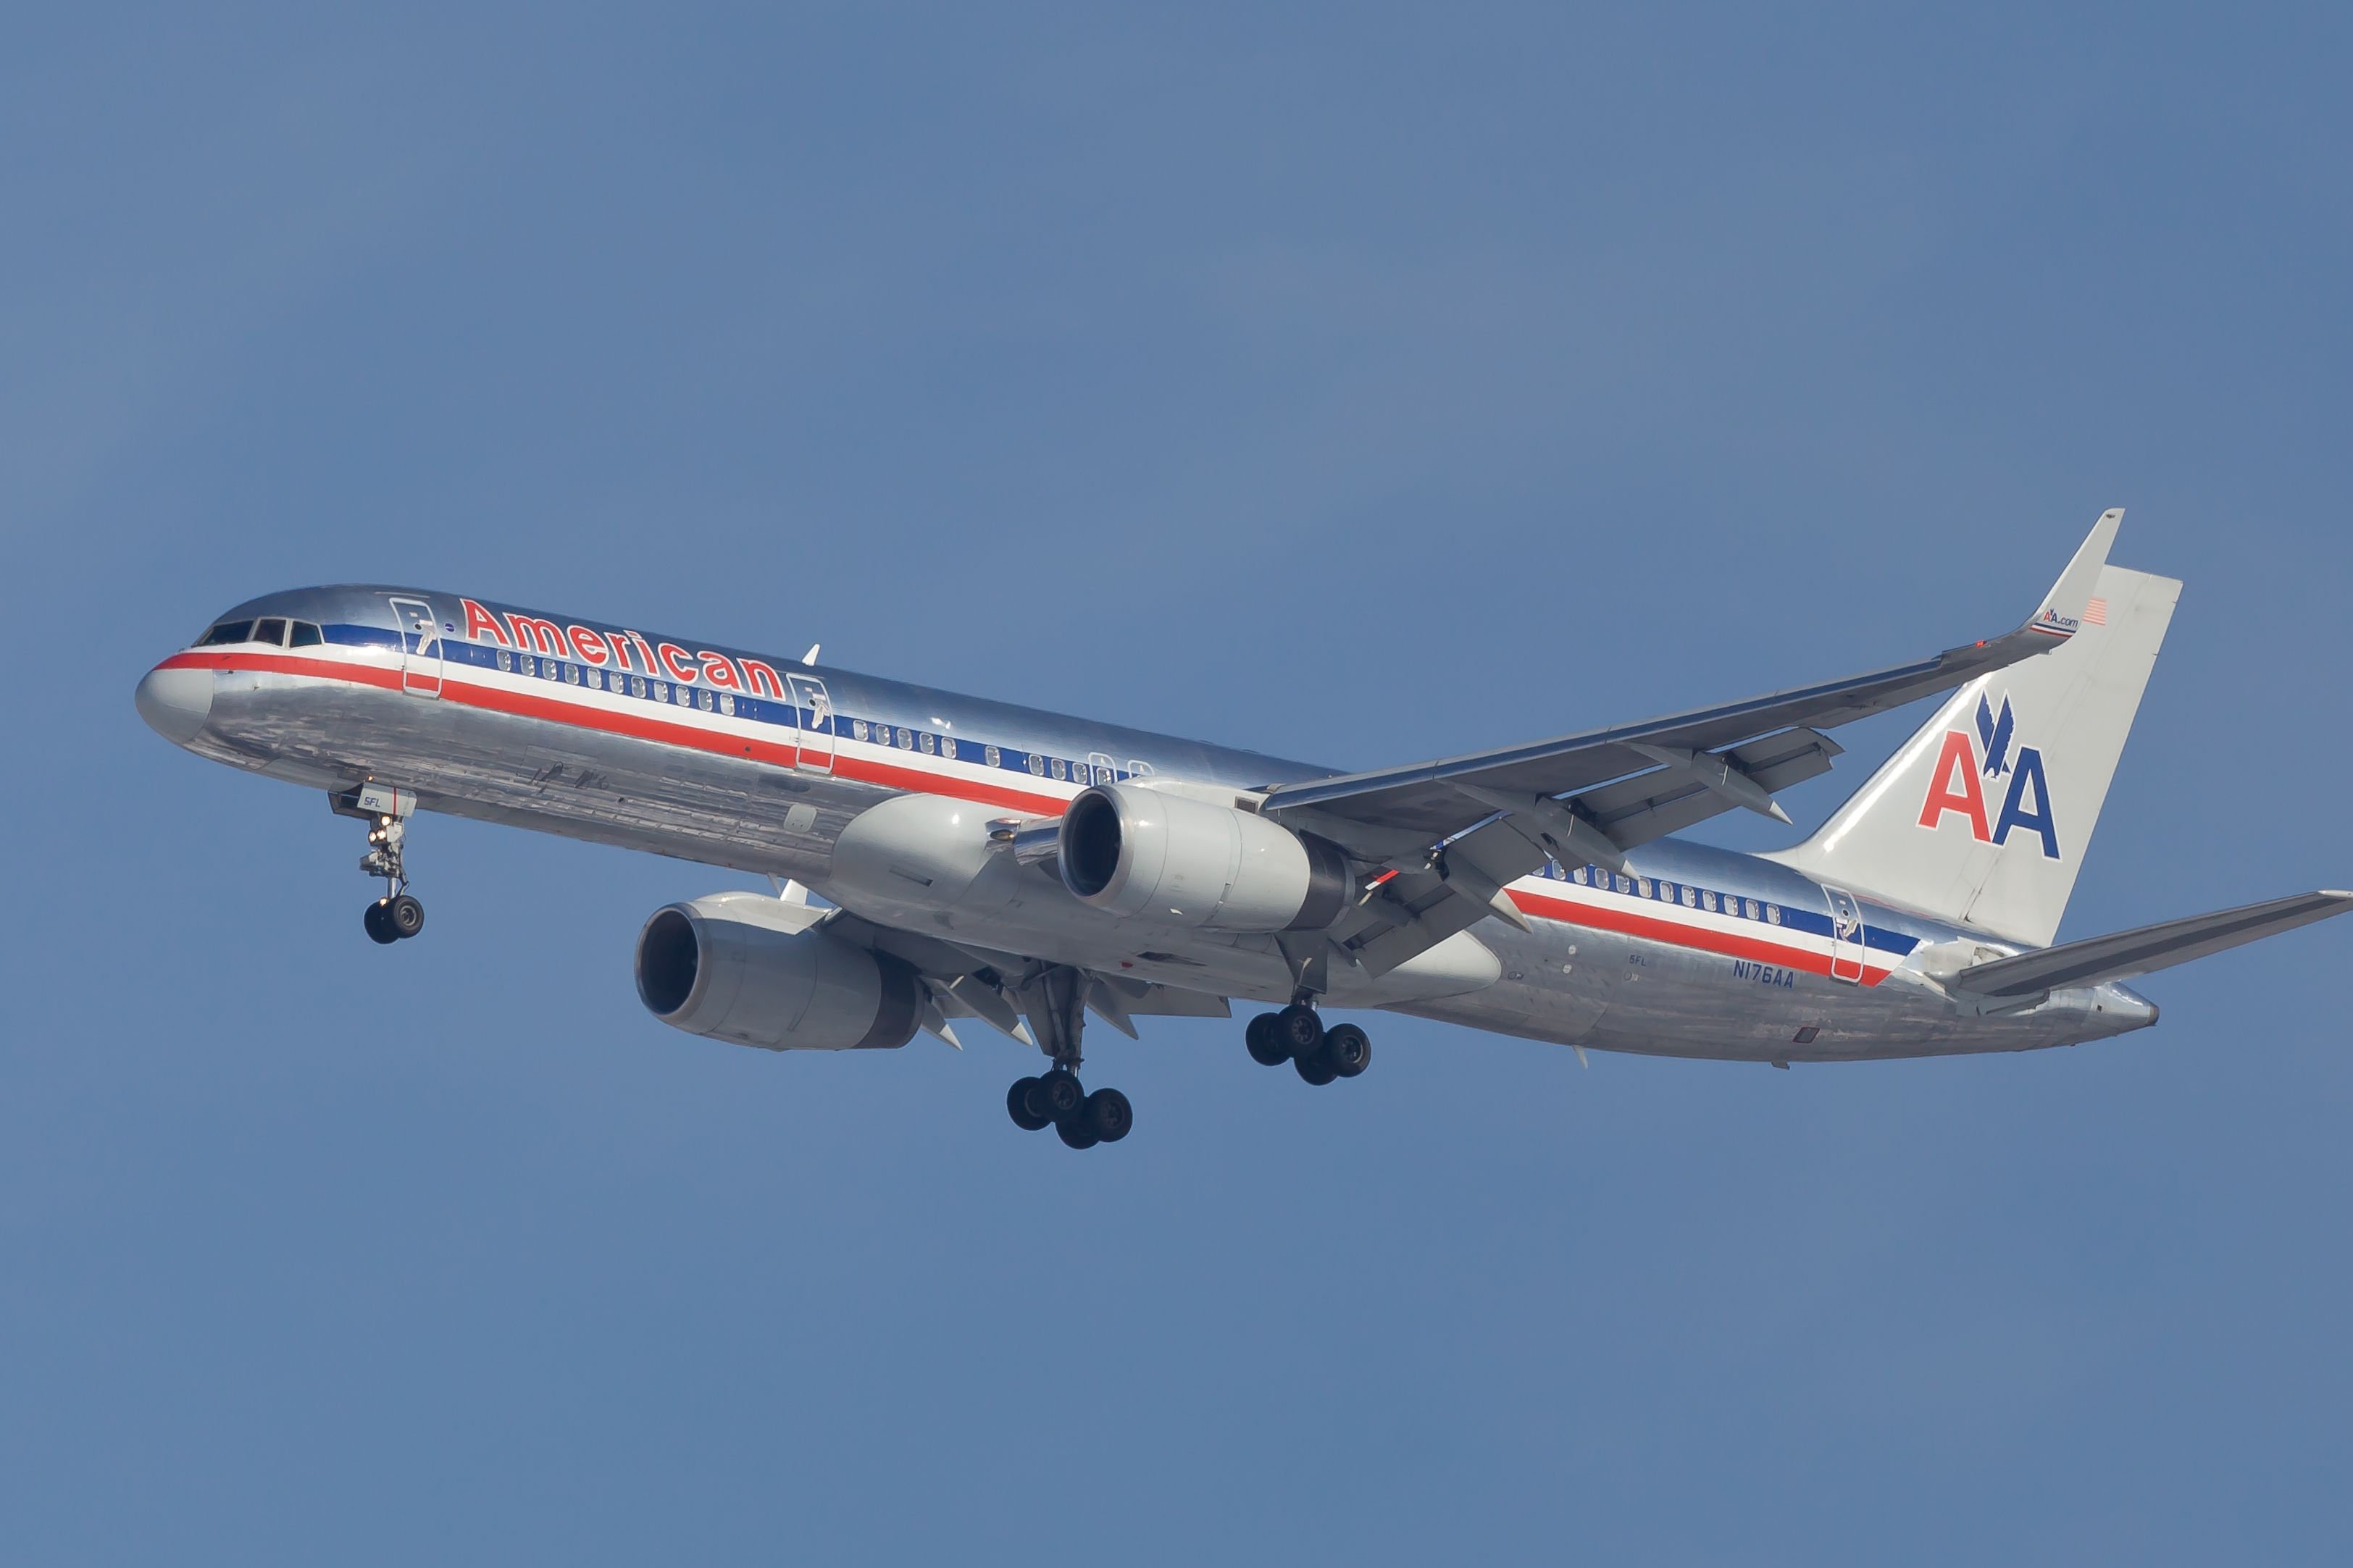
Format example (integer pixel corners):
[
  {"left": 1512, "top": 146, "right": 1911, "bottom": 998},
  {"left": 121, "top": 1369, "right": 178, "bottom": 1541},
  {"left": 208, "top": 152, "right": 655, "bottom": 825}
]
[
  {"left": 1057, "top": 783, "right": 1350, "bottom": 933},
  {"left": 634, "top": 892, "right": 922, "bottom": 1052}
]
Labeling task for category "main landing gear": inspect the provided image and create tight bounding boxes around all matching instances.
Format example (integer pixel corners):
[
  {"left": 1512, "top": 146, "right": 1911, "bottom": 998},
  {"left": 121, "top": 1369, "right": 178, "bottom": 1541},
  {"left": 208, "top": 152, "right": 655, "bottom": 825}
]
[
  {"left": 1245, "top": 1003, "right": 1372, "bottom": 1086},
  {"left": 1002, "top": 965, "right": 1133, "bottom": 1149},
  {"left": 1006, "top": 1072, "right": 1133, "bottom": 1149}
]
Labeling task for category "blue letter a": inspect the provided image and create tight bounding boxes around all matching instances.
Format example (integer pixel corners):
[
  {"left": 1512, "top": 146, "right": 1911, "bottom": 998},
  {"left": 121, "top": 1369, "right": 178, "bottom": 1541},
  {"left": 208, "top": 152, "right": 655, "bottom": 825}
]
[{"left": 1993, "top": 747, "right": 2060, "bottom": 860}]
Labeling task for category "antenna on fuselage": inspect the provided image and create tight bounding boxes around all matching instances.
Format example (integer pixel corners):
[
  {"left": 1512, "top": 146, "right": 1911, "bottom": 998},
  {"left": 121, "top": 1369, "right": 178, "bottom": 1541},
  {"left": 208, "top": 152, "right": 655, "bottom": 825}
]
[{"left": 802, "top": 643, "right": 819, "bottom": 666}]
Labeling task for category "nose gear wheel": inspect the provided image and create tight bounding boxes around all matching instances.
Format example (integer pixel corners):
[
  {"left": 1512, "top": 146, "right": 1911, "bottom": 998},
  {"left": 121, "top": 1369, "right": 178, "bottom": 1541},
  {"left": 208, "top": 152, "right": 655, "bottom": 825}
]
[{"left": 341, "top": 795, "right": 427, "bottom": 944}]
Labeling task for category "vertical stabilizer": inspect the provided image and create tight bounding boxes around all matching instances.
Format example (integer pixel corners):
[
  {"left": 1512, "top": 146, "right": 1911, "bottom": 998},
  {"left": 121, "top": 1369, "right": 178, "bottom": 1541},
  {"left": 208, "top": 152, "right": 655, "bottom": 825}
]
[{"left": 1770, "top": 563, "right": 2180, "bottom": 947}]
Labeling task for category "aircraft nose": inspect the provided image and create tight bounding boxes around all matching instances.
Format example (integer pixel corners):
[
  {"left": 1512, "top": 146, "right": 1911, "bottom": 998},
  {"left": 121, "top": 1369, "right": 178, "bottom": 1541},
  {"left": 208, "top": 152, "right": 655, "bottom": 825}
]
[{"left": 135, "top": 663, "right": 213, "bottom": 744}]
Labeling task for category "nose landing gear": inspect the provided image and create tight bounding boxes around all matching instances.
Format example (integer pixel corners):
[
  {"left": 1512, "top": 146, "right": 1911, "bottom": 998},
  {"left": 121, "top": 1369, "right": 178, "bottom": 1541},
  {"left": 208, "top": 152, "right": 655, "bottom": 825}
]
[
  {"left": 1243, "top": 1004, "right": 1372, "bottom": 1086},
  {"left": 363, "top": 891, "right": 426, "bottom": 944},
  {"left": 333, "top": 785, "right": 425, "bottom": 944}
]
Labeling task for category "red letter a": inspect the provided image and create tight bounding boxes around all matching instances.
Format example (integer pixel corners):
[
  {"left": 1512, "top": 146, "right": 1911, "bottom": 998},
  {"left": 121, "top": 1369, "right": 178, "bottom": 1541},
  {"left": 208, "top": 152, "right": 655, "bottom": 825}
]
[{"left": 1917, "top": 731, "right": 1991, "bottom": 841}]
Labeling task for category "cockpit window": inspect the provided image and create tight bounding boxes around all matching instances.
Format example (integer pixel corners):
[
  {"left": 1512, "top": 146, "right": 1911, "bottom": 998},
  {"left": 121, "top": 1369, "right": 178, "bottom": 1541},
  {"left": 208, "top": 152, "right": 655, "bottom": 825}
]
[
  {"left": 196, "top": 620, "right": 254, "bottom": 646},
  {"left": 288, "top": 621, "right": 324, "bottom": 647},
  {"left": 251, "top": 618, "right": 289, "bottom": 646}
]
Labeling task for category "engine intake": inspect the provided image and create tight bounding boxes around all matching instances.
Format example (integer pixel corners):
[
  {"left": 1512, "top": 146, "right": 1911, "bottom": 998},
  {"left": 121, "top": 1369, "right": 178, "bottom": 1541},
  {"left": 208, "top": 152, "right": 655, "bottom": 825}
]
[
  {"left": 635, "top": 892, "right": 922, "bottom": 1052},
  {"left": 1058, "top": 783, "right": 1350, "bottom": 932}
]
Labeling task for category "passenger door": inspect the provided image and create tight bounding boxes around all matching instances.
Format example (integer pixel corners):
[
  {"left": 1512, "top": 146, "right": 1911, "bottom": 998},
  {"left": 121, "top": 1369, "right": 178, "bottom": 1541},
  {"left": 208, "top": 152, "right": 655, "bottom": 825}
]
[
  {"left": 387, "top": 596, "right": 443, "bottom": 699},
  {"left": 1825, "top": 884, "right": 1866, "bottom": 984},
  {"left": 787, "top": 674, "right": 834, "bottom": 774}
]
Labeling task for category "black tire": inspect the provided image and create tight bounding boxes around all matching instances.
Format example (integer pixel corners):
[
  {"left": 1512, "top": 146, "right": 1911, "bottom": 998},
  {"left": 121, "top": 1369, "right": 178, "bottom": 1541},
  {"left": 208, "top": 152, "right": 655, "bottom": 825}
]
[
  {"left": 1294, "top": 1053, "right": 1337, "bottom": 1086},
  {"left": 1245, "top": 1013, "right": 1290, "bottom": 1066},
  {"left": 1056, "top": 1115, "right": 1100, "bottom": 1149},
  {"left": 1325, "top": 1023, "right": 1371, "bottom": 1078},
  {"left": 1084, "top": 1087, "right": 1133, "bottom": 1143},
  {"left": 388, "top": 894, "right": 426, "bottom": 939},
  {"left": 1276, "top": 1003, "right": 1324, "bottom": 1055},
  {"left": 363, "top": 901, "right": 398, "bottom": 945},
  {"left": 1007, "top": 1077, "right": 1052, "bottom": 1131},
  {"left": 1038, "top": 1070, "right": 1084, "bottom": 1118}
]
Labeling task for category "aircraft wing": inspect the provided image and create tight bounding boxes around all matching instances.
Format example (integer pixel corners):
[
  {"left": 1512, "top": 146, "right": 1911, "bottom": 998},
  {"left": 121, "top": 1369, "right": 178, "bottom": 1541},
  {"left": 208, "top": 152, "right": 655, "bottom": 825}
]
[
  {"left": 1951, "top": 890, "right": 2353, "bottom": 999},
  {"left": 1260, "top": 511, "right": 2120, "bottom": 975}
]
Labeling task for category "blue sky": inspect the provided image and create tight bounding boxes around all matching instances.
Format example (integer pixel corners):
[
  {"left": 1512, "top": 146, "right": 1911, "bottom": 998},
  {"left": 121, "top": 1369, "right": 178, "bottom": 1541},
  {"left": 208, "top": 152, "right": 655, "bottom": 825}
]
[{"left": 5, "top": 5, "right": 2352, "bottom": 1562}]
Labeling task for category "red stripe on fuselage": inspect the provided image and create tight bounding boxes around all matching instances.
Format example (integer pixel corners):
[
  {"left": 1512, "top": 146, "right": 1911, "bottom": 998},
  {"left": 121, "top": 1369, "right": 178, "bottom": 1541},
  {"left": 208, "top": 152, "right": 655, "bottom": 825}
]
[
  {"left": 159, "top": 648, "right": 1074, "bottom": 816},
  {"left": 1508, "top": 884, "right": 1891, "bottom": 986},
  {"left": 167, "top": 648, "right": 1885, "bottom": 982}
]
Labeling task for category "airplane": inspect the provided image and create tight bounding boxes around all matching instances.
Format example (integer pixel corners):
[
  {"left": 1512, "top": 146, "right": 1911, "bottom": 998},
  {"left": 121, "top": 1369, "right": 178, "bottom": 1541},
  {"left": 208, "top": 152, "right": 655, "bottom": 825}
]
[{"left": 134, "top": 511, "right": 2350, "bottom": 1148}]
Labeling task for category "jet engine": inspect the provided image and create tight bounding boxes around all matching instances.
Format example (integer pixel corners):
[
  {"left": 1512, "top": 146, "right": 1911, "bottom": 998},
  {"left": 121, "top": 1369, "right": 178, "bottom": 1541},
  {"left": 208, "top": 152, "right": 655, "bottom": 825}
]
[
  {"left": 1057, "top": 783, "right": 1351, "bottom": 933},
  {"left": 634, "top": 891, "right": 922, "bottom": 1051}
]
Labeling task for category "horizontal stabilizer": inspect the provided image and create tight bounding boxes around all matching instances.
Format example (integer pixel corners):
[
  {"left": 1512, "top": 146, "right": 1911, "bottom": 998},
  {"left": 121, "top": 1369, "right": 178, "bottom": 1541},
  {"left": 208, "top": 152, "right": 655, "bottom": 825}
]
[{"left": 1952, "top": 890, "right": 2353, "bottom": 998}]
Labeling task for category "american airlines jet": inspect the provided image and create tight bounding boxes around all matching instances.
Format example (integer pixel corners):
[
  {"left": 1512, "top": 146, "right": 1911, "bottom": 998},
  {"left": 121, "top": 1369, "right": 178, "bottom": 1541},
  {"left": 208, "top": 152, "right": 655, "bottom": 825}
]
[{"left": 135, "top": 513, "right": 2348, "bottom": 1148}]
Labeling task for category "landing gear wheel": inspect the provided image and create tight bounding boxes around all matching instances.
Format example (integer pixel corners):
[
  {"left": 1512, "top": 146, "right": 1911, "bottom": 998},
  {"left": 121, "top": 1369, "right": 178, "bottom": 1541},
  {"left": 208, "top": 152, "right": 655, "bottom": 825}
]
[
  {"left": 1294, "top": 1053, "right": 1338, "bottom": 1086},
  {"left": 1056, "top": 1115, "right": 1101, "bottom": 1149},
  {"left": 1324, "top": 1023, "right": 1371, "bottom": 1078},
  {"left": 387, "top": 893, "right": 425, "bottom": 939},
  {"left": 1276, "top": 1003, "right": 1324, "bottom": 1056},
  {"left": 1007, "top": 1076, "right": 1053, "bottom": 1132},
  {"left": 1245, "top": 1013, "right": 1290, "bottom": 1066},
  {"left": 1083, "top": 1087, "right": 1133, "bottom": 1143},
  {"left": 363, "top": 900, "right": 398, "bottom": 945},
  {"left": 1037, "top": 1069, "right": 1085, "bottom": 1119}
]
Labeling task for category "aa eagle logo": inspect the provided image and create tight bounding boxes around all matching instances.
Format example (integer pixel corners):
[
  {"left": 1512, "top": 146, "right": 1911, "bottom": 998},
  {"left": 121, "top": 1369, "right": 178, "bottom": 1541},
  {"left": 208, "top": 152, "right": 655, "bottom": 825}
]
[{"left": 1917, "top": 690, "right": 2060, "bottom": 860}]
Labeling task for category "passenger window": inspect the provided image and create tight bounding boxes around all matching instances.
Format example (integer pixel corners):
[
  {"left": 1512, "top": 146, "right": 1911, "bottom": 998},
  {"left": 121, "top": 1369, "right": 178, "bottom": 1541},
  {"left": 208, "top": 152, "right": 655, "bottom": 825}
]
[
  {"left": 721, "top": 693, "right": 735, "bottom": 716},
  {"left": 288, "top": 621, "right": 323, "bottom": 648},
  {"left": 630, "top": 676, "right": 646, "bottom": 698},
  {"left": 197, "top": 620, "right": 254, "bottom": 646},
  {"left": 851, "top": 720, "right": 868, "bottom": 742},
  {"left": 921, "top": 731, "right": 936, "bottom": 754},
  {"left": 940, "top": 737, "right": 957, "bottom": 760},
  {"left": 1681, "top": 886, "right": 1696, "bottom": 907},
  {"left": 1766, "top": 904, "right": 1782, "bottom": 925},
  {"left": 985, "top": 745, "right": 1002, "bottom": 768}
]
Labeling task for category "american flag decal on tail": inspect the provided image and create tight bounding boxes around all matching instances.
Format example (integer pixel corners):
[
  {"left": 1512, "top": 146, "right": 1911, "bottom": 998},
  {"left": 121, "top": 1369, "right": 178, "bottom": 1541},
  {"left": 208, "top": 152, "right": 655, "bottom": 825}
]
[{"left": 2084, "top": 597, "right": 2108, "bottom": 626}]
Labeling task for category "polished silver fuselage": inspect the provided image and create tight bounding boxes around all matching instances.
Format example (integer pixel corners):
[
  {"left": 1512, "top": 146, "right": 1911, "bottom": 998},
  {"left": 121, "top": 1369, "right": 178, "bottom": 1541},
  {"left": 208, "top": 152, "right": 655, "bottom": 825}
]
[{"left": 142, "top": 584, "right": 2158, "bottom": 1062}]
